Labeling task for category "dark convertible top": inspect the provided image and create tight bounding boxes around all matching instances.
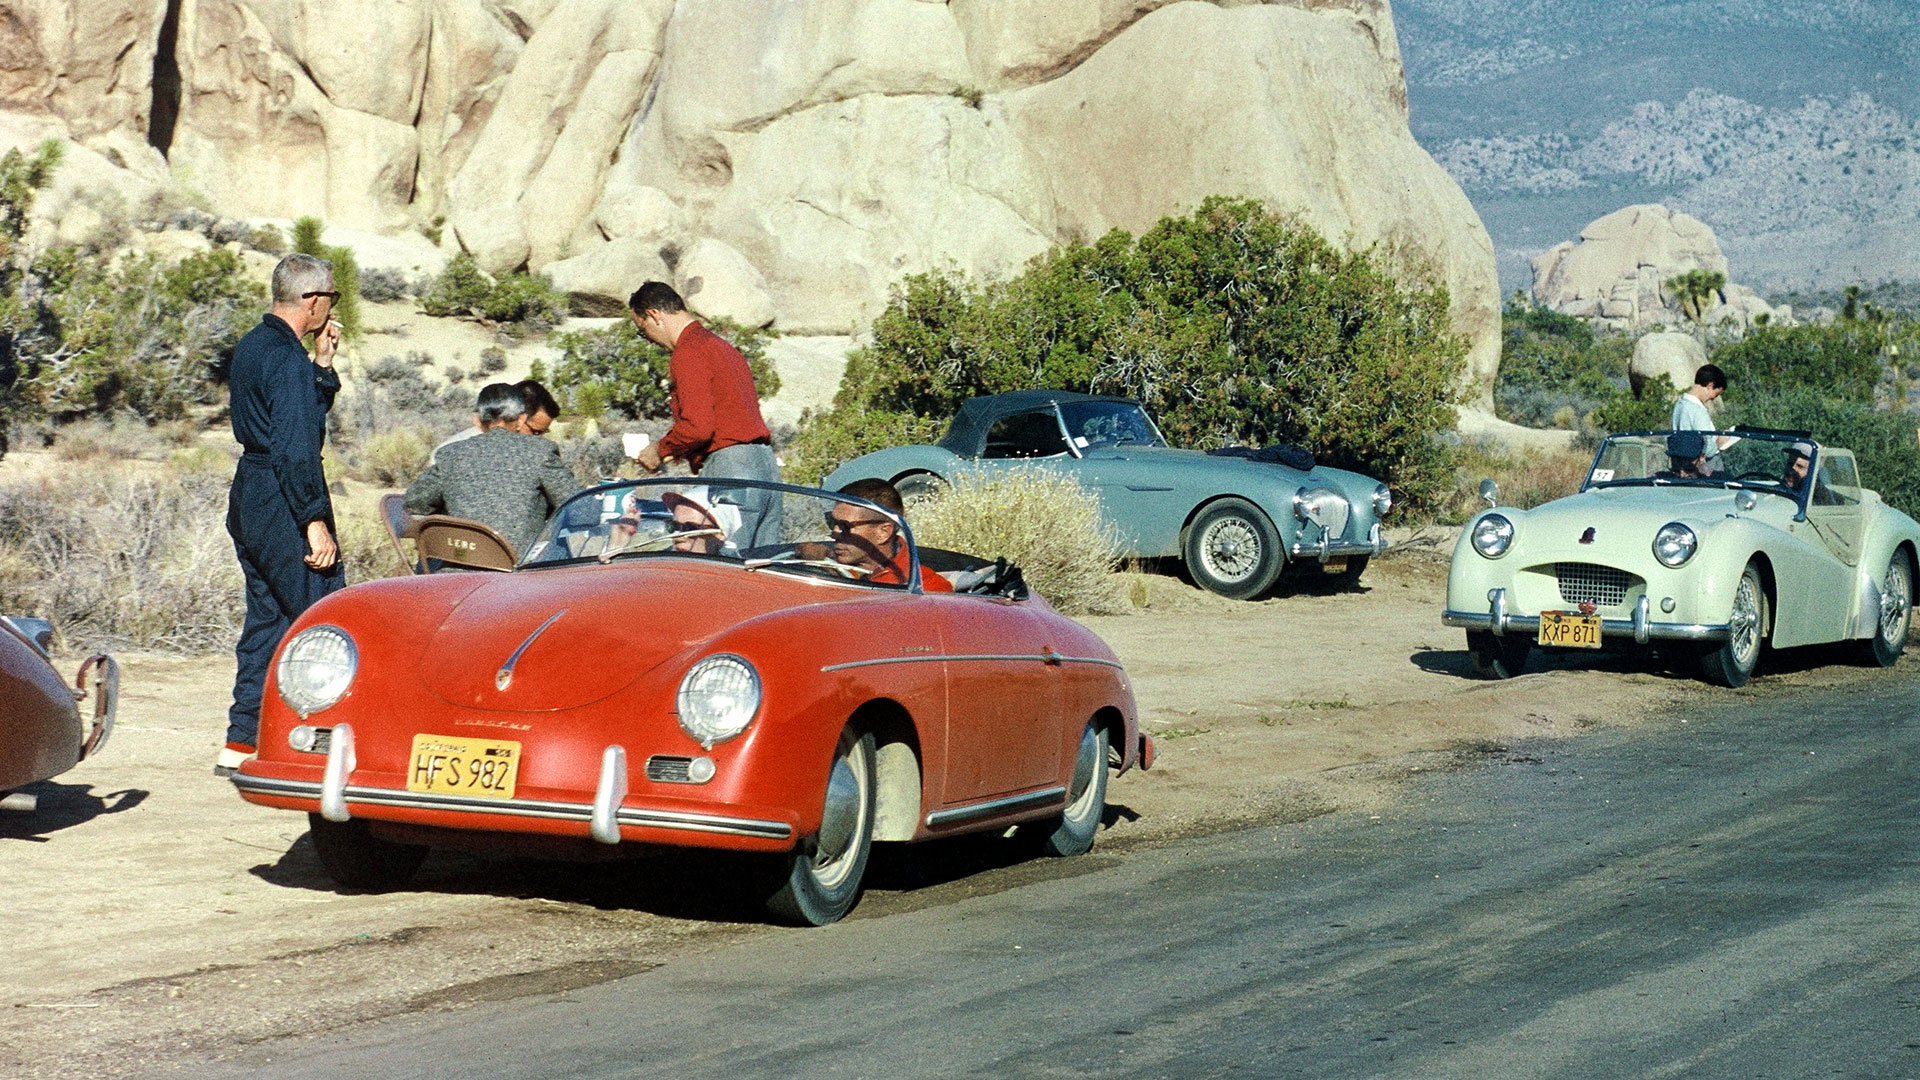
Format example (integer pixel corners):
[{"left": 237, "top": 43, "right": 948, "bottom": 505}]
[{"left": 937, "top": 390, "right": 1137, "bottom": 457}]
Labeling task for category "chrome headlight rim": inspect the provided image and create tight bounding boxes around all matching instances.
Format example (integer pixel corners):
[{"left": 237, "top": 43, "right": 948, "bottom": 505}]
[
  {"left": 1292, "top": 485, "right": 1346, "bottom": 526},
  {"left": 1652, "top": 521, "right": 1698, "bottom": 568},
  {"left": 1371, "top": 483, "right": 1393, "bottom": 517},
  {"left": 676, "top": 653, "right": 762, "bottom": 750},
  {"left": 1471, "top": 513, "right": 1515, "bottom": 559},
  {"left": 275, "top": 625, "right": 357, "bottom": 718}
]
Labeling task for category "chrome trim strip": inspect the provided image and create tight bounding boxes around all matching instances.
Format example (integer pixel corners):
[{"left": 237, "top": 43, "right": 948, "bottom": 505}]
[
  {"left": 925, "top": 785, "right": 1067, "bottom": 828},
  {"left": 497, "top": 609, "right": 567, "bottom": 691},
  {"left": 820, "top": 653, "right": 1125, "bottom": 673},
  {"left": 229, "top": 774, "right": 792, "bottom": 840},
  {"left": 319, "top": 722, "right": 356, "bottom": 822},
  {"left": 1442, "top": 609, "right": 1731, "bottom": 642},
  {"left": 1288, "top": 536, "right": 1390, "bottom": 560},
  {"left": 591, "top": 745, "right": 627, "bottom": 845}
]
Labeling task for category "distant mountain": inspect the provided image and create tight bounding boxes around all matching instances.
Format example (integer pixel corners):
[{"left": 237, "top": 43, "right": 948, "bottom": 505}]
[{"left": 1397, "top": 0, "right": 1920, "bottom": 296}]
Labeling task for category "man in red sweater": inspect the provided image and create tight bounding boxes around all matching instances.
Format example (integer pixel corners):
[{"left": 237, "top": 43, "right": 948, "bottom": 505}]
[{"left": 627, "top": 281, "right": 782, "bottom": 549}]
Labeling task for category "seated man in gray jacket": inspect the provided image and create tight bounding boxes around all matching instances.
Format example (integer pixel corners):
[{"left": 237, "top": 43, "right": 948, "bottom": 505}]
[{"left": 404, "top": 382, "right": 579, "bottom": 557}]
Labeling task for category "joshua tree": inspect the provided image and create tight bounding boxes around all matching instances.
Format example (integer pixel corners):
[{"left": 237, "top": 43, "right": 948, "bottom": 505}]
[{"left": 1666, "top": 268, "right": 1727, "bottom": 324}]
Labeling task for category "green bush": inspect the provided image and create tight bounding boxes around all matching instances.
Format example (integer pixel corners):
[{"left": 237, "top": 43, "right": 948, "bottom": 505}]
[
  {"left": 546, "top": 317, "right": 780, "bottom": 421},
  {"left": 420, "top": 253, "right": 568, "bottom": 335},
  {"left": 789, "top": 197, "right": 1468, "bottom": 510},
  {"left": 1713, "top": 322, "right": 1884, "bottom": 402},
  {"left": 1495, "top": 296, "right": 1637, "bottom": 429}
]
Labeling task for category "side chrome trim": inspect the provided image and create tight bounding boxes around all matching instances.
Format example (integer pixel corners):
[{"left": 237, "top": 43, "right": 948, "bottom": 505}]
[
  {"left": 925, "top": 785, "right": 1067, "bottom": 828},
  {"left": 821, "top": 654, "right": 1124, "bottom": 673},
  {"left": 229, "top": 773, "right": 792, "bottom": 840}
]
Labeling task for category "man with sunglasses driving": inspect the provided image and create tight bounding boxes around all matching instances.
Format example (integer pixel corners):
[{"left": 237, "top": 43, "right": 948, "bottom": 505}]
[
  {"left": 220, "top": 253, "right": 346, "bottom": 776},
  {"left": 831, "top": 479, "right": 953, "bottom": 591}
]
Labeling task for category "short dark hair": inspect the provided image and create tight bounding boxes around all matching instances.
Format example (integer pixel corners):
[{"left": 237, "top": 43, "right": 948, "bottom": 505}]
[
  {"left": 837, "top": 478, "right": 904, "bottom": 516},
  {"left": 476, "top": 382, "right": 529, "bottom": 427},
  {"left": 515, "top": 379, "right": 560, "bottom": 419},
  {"left": 1694, "top": 364, "right": 1727, "bottom": 390},
  {"left": 628, "top": 281, "right": 685, "bottom": 317}
]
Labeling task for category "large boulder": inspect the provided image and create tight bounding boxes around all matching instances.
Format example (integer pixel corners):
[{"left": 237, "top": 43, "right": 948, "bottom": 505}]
[
  {"left": 1532, "top": 204, "right": 1787, "bottom": 333},
  {"left": 1629, "top": 332, "right": 1706, "bottom": 399}
]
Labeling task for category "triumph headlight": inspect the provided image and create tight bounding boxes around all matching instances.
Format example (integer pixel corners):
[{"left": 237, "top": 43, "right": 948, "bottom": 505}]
[
  {"left": 276, "top": 625, "right": 357, "bottom": 717},
  {"left": 1471, "top": 513, "right": 1515, "bottom": 559},
  {"left": 1372, "top": 483, "right": 1393, "bottom": 517},
  {"left": 676, "top": 654, "right": 761, "bottom": 749},
  {"left": 1653, "top": 522, "right": 1698, "bottom": 568}
]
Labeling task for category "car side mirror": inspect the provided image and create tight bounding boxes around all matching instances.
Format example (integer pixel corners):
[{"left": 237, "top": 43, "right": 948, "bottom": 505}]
[
  {"left": 1478, "top": 478, "right": 1499, "bottom": 508},
  {"left": 1735, "top": 490, "right": 1757, "bottom": 512}
]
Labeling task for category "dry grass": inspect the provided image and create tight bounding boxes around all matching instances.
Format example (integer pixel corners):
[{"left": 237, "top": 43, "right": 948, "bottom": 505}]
[
  {"left": 1438, "top": 443, "right": 1594, "bottom": 522},
  {"left": 909, "top": 468, "right": 1125, "bottom": 616}
]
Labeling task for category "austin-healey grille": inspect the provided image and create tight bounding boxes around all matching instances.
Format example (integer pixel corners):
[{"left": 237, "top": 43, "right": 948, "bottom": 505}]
[{"left": 1555, "top": 562, "right": 1630, "bottom": 608}]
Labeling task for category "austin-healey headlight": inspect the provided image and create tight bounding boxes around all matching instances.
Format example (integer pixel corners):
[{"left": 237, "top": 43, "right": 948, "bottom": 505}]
[
  {"left": 1471, "top": 513, "right": 1515, "bottom": 559},
  {"left": 1653, "top": 522, "right": 1698, "bottom": 568},
  {"left": 676, "top": 654, "right": 761, "bottom": 749},
  {"left": 276, "top": 625, "right": 357, "bottom": 717},
  {"left": 1372, "top": 483, "right": 1393, "bottom": 517}
]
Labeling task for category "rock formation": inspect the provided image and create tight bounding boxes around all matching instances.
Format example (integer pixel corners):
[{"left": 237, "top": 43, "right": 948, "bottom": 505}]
[
  {"left": 0, "top": 0, "right": 1502, "bottom": 403},
  {"left": 1628, "top": 331, "right": 1707, "bottom": 399},
  {"left": 1531, "top": 205, "right": 1786, "bottom": 334}
]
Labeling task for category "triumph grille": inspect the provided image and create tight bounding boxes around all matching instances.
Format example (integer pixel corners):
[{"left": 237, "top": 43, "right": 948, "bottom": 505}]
[{"left": 1555, "top": 562, "right": 1631, "bottom": 608}]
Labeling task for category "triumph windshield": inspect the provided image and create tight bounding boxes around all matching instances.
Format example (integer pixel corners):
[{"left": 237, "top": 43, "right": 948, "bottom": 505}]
[{"left": 1581, "top": 430, "right": 1845, "bottom": 509}]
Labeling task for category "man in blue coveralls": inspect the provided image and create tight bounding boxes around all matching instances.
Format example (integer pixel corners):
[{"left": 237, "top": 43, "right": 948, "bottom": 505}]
[{"left": 219, "top": 253, "right": 345, "bottom": 776}]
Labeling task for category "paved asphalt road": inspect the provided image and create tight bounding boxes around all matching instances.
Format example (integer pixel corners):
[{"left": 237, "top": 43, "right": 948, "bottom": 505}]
[{"left": 199, "top": 674, "right": 1920, "bottom": 1080}]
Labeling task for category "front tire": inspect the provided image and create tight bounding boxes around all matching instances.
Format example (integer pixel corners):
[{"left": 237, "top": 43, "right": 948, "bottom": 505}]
[
  {"left": 1023, "top": 722, "right": 1109, "bottom": 858},
  {"left": 1862, "top": 549, "right": 1913, "bottom": 667},
  {"left": 1184, "top": 498, "right": 1285, "bottom": 600},
  {"left": 306, "top": 814, "right": 427, "bottom": 892},
  {"left": 1702, "top": 561, "right": 1767, "bottom": 687},
  {"left": 764, "top": 727, "right": 876, "bottom": 926},
  {"left": 1466, "top": 630, "right": 1530, "bottom": 679}
]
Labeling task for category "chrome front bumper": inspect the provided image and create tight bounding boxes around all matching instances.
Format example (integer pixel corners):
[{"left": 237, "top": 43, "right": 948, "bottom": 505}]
[
  {"left": 1442, "top": 589, "right": 1730, "bottom": 645},
  {"left": 1291, "top": 523, "right": 1388, "bottom": 562}
]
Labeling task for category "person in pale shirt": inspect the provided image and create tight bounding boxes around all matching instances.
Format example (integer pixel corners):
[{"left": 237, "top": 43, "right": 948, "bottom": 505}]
[{"left": 1671, "top": 363, "right": 1735, "bottom": 475}]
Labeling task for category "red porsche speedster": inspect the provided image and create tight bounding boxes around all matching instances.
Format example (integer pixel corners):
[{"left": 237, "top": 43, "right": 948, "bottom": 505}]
[{"left": 233, "top": 479, "right": 1151, "bottom": 925}]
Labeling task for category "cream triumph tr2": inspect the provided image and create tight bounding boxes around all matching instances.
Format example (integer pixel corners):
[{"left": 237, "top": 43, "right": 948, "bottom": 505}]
[{"left": 1443, "top": 428, "right": 1920, "bottom": 687}]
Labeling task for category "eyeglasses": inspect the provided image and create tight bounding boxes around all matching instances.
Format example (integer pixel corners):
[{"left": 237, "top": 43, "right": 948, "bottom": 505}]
[
  {"left": 303, "top": 290, "right": 341, "bottom": 302},
  {"left": 824, "top": 514, "right": 889, "bottom": 534}
]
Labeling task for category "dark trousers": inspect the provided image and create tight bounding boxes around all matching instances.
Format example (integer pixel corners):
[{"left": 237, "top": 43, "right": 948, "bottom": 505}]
[{"left": 227, "top": 460, "right": 344, "bottom": 747}]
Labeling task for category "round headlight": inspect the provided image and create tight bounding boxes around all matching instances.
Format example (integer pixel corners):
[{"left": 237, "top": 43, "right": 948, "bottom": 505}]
[
  {"left": 1372, "top": 483, "right": 1393, "bottom": 516},
  {"left": 1471, "top": 513, "right": 1515, "bottom": 559},
  {"left": 276, "top": 625, "right": 357, "bottom": 717},
  {"left": 676, "top": 654, "right": 761, "bottom": 749},
  {"left": 1653, "top": 522, "right": 1698, "bottom": 567}
]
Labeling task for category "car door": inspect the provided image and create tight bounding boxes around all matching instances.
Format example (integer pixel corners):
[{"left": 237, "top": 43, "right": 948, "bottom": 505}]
[
  {"left": 1773, "top": 450, "right": 1863, "bottom": 646},
  {"left": 933, "top": 593, "right": 1063, "bottom": 803}
]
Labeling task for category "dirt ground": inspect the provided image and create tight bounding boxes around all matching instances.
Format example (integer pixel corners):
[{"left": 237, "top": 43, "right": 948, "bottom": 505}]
[{"left": 1, "top": 539, "right": 1897, "bottom": 1079}]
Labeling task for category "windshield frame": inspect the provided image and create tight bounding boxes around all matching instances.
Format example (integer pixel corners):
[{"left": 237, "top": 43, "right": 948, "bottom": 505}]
[
  {"left": 518, "top": 477, "right": 926, "bottom": 593},
  {"left": 1582, "top": 429, "right": 1818, "bottom": 519}
]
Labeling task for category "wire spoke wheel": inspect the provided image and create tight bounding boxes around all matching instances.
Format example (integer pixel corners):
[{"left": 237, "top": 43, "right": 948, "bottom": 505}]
[
  {"left": 1863, "top": 550, "right": 1913, "bottom": 667},
  {"left": 1183, "top": 499, "right": 1284, "bottom": 600},
  {"left": 1702, "top": 562, "right": 1767, "bottom": 687}
]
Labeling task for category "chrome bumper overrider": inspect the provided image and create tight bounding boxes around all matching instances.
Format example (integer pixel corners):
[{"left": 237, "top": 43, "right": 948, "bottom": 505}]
[
  {"left": 1442, "top": 589, "right": 1730, "bottom": 644},
  {"left": 1291, "top": 522, "right": 1388, "bottom": 562},
  {"left": 230, "top": 772, "right": 793, "bottom": 842}
]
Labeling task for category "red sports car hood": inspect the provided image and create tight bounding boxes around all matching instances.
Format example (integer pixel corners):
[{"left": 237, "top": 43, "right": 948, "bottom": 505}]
[{"left": 417, "top": 562, "right": 808, "bottom": 712}]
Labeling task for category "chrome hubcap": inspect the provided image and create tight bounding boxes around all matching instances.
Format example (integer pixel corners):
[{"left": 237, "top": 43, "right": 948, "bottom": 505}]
[
  {"left": 813, "top": 744, "right": 867, "bottom": 888},
  {"left": 1881, "top": 561, "right": 1912, "bottom": 645},
  {"left": 1728, "top": 573, "right": 1761, "bottom": 667},
  {"left": 1203, "top": 518, "right": 1260, "bottom": 581},
  {"left": 1066, "top": 725, "right": 1099, "bottom": 812}
]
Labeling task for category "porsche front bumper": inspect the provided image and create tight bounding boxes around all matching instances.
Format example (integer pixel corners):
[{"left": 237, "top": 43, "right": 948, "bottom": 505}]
[{"left": 1442, "top": 589, "right": 1731, "bottom": 644}]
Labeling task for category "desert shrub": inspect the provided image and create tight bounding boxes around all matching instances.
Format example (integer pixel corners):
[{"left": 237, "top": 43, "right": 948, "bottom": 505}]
[
  {"left": 330, "top": 352, "right": 466, "bottom": 483},
  {"left": 1495, "top": 298, "right": 1638, "bottom": 429},
  {"left": 359, "top": 267, "right": 409, "bottom": 303},
  {"left": 52, "top": 415, "right": 200, "bottom": 462},
  {"left": 420, "top": 253, "right": 568, "bottom": 335},
  {"left": 359, "top": 427, "right": 436, "bottom": 486},
  {"left": 338, "top": 509, "right": 410, "bottom": 583},
  {"left": 1712, "top": 322, "right": 1884, "bottom": 403},
  {"left": 0, "top": 468, "right": 244, "bottom": 653},
  {"left": 908, "top": 468, "right": 1123, "bottom": 615},
  {"left": 1731, "top": 387, "right": 1920, "bottom": 516},
  {"left": 291, "top": 216, "right": 361, "bottom": 342},
  {"left": 1441, "top": 441, "right": 1595, "bottom": 523},
  {"left": 477, "top": 346, "right": 507, "bottom": 375},
  {"left": 788, "top": 197, "right": 1466, "bottom": 511},
  {"left": 443, "top": 364, "right": 466, "bottom": 385},
  {"left": 560, "top": 430, "right": 626, "bottom": 486},
  {"left": 546, "top": 318, "right": 780, "bottom": 421}
]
